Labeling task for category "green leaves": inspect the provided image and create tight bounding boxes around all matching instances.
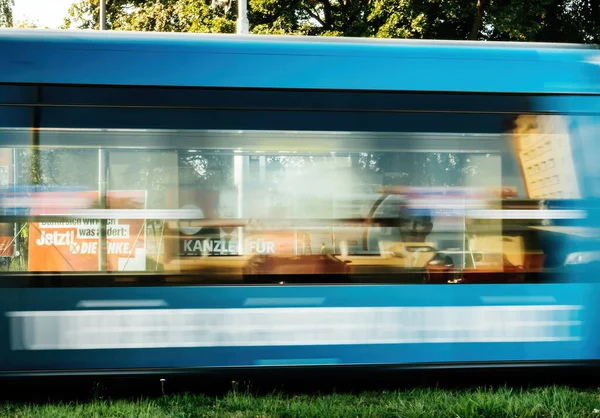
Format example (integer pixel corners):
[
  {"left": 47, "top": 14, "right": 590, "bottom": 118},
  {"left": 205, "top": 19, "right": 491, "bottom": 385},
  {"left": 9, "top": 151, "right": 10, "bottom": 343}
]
[
  {"left": 0, "top": 0, "right": 14, "bottom": 28},
  {"left": 28, "top": 0, "right": 600, "bottom": 44},
  {"left": 63, "top": 0, "right": 235, "bottom": 32}
]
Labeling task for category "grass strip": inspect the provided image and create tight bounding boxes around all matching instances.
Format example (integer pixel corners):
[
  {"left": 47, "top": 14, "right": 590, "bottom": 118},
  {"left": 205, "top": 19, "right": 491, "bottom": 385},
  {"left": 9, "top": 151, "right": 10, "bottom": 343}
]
[{"left": 2, "top": 386, "right": 600, "bottom": 417}]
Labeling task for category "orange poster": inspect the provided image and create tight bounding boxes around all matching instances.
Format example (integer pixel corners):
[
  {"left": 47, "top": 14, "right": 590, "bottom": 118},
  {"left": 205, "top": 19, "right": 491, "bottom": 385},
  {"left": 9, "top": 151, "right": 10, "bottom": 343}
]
[{"left": 28, "top": 190, "right": 146, "bottom": 272}]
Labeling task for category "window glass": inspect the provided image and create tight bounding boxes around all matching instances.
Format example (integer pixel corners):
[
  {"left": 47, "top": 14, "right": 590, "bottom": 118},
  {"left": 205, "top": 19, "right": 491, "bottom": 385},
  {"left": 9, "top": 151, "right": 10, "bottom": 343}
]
[{"left": 0, "top": 89, "right": 596, "bottom": 285}]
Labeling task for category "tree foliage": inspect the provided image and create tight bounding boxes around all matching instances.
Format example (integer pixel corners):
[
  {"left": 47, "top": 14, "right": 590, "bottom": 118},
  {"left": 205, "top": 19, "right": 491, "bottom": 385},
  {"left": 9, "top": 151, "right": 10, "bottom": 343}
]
[
  {"left": 0, "top": 0, "right": 13, "bottom": 28},
  {"left": 63, "top": 0, "right": 236, "bottom": 32},
  {"left": 14, "top": 19, "right": 48, "bottom": 29},
  {"left": 62, "top": 0, "right": 600, "bottom": 43},
  {"left": 486, "top": 0, "right": 600, "bottom": 43}
]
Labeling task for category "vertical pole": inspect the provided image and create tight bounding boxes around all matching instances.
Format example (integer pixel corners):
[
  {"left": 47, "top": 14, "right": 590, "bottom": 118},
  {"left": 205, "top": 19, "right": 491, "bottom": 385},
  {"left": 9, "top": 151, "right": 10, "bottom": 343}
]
[
  {"left": 98, "top": 150, "right": 108, "bottom": 271},
  {"left": 235, "top": 1, "right": 248, "bottom": 254},
  {"left": 99, "top": 0, "right": 106, "bottom": 30},
  {"left": 12, "top": 148, "right": 19, "bottom": 261},
  {"left": 29, "top": 88, "right": 41, "bottom": 269},
  {"left": 236, "top": 0, "right": 249, "bottom": 34},
  {"left": 98, "top": 1, "right": 107, "bottom": 271},
  {"left": 234, "top": 155, "right": 244, "bottom": 255},
  {"left": 30, "top": 88, "right": 41, "bottom": 187},
  {"left": 258, "top": 156, "right": 266, "bottom": 183}
]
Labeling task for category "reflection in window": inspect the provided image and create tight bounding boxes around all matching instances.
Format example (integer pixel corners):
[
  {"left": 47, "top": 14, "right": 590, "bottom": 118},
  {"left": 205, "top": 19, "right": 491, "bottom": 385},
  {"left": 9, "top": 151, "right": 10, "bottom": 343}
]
[{"left": 0, "top": 116, "right": 595, "bottom": 284}]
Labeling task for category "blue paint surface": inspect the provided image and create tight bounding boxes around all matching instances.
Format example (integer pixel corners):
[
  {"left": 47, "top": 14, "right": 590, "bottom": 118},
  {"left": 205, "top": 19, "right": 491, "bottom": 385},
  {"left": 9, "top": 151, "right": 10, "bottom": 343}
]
[
  {"left": 0, "top": 30, "right": 599, "bottom": 93},
  {"left": 0, "top": 283, "right": 597, "bottom": 373}
]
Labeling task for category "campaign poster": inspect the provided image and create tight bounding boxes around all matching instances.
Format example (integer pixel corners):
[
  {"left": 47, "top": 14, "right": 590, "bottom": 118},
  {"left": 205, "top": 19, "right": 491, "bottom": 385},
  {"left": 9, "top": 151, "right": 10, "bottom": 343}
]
[
  {"left": 28, "top": 190, "right": 147, "bottom": 272},
  {"left": 244, "top": 231, "right": 296, "bottom": 256}
]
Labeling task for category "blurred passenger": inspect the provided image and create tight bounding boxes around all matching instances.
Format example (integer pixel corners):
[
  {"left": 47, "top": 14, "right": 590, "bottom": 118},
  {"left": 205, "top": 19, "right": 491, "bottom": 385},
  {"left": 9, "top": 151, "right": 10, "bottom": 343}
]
[
  {"left": 398, "top": 210, "right": 433, "bottom": 242},
  {"left": 396, "top": 208, "right": 455, "bottom": 269}
]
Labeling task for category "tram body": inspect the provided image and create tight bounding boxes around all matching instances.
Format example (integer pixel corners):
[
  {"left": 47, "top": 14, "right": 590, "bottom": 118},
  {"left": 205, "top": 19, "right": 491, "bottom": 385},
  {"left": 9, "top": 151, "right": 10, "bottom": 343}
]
[{"left": 0, "top": 30, "right": 599, "bottom": 375}]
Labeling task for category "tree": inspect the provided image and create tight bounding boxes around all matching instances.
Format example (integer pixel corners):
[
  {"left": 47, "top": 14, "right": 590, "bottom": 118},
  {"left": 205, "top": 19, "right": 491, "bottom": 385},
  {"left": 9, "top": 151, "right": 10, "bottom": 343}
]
[
  {"left": 0, "top": 0, "right": 13, "bottom": 28},
  {"left": 61, "top": 0, "right": 600, "bottom": 43},
  {"left": 14, "top": 18, "right": 48, "bottom": 29},
  {"left": 62, "top": 0, "right": 478, "bottom": 38},
  {"left": 63, "top": 0, "right": 236, "bottom": 32},
  {"left": 369, "top": 0, "right": 478, "bottom": 39},
  {"left": 251, "top": 0, "right": 374, "bottom": 36},
  {"left": 486, "top": 0, "right": 600, "bottom": 43}
]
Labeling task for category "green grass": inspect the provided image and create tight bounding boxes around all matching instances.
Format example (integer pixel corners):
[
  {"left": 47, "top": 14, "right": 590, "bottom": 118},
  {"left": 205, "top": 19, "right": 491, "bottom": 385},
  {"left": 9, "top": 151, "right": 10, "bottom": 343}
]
[{"left": 2, "top": 386, "right": 600, "bottom": 417}]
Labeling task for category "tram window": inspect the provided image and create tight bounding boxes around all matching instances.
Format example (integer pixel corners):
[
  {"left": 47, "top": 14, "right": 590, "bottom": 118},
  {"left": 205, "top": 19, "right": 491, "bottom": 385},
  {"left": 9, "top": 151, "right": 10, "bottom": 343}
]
[{"left": 0, "top": 97, "right": 597, "bottom": 284}]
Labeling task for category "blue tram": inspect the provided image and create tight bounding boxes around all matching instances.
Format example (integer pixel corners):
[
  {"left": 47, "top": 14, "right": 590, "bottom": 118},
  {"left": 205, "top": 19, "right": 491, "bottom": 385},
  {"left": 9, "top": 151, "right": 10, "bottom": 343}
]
[{"left": 0, "top": 29, "right": 599, "bottom": 375}]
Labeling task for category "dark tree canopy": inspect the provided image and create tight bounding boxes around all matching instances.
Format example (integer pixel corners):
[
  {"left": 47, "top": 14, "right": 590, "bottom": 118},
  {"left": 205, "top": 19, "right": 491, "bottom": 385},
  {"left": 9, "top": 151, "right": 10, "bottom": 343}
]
[{"left": 60, "top": 0, "right": 600, "bottom": 43}]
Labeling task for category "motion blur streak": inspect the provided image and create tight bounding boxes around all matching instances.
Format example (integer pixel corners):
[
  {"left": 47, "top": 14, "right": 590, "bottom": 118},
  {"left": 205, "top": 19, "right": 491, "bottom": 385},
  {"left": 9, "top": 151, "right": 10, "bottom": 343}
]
[
  {"left": 75, "top": 300, "right": 168, "bottom": 308},
  {"left": 480, "top": 296, "right": 557, "bottom": 303},
  {"left": 243, "top": 298, "right": 326, "bottom": 306},
  {"left": 7, "top": 305, "right": 582, "bottom": 351}
]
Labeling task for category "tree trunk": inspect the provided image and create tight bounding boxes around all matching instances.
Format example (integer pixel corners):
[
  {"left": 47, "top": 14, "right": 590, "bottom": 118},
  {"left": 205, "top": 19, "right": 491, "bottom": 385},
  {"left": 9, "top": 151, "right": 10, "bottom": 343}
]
[{"left": 469, "top": 0, "right": 489, "bottom": 40}]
